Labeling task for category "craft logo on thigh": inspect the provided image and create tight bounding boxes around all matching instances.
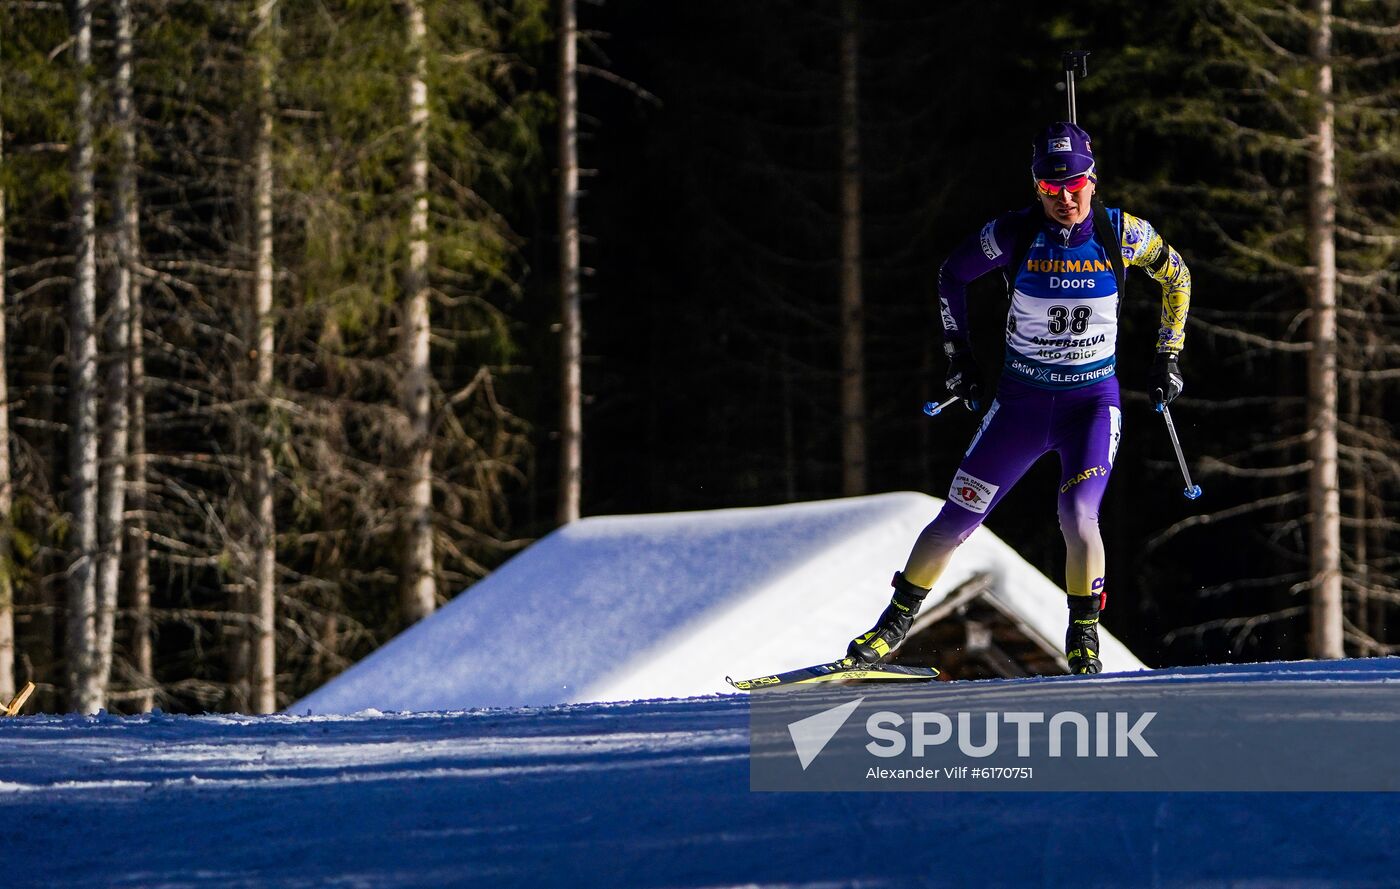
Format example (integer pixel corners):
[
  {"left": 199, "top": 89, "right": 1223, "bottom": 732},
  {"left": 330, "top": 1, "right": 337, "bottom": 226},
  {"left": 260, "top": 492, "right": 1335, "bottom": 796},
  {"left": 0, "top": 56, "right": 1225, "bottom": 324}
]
[
  {"left": 949, "top": 471, "right": 999, "bottom": 514},
  {"left": 1059, "top": 465, "right": 1109, "bottom": 494}
]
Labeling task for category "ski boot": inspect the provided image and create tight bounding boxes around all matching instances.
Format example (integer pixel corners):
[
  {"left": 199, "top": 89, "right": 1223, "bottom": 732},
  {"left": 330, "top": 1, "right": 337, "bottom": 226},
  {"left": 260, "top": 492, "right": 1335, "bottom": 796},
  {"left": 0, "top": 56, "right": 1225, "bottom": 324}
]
[
  {"left": 847, "top": 572, "right": 932, "bottom": 664},
  {"left": 1065, "top": 593, "right": 1103, "bottom": 675}
]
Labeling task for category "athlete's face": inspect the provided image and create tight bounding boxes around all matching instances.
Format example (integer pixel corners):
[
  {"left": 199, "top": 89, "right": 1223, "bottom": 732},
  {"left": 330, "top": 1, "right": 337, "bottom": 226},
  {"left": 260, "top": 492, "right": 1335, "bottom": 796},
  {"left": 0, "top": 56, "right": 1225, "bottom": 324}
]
[{"left": 1037, "top": 177, "right": 1095, "bottom": 227}]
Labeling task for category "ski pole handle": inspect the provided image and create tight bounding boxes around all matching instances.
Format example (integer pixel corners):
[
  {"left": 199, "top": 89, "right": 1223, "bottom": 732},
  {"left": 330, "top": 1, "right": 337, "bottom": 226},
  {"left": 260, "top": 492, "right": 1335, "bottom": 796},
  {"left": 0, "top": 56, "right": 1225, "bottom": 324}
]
[
  {"left": 1154, "top": 390, "right": 1202, "bottom": 500},
  {"left": 923, "top": 396, "right": 961, "bottom": 417}
]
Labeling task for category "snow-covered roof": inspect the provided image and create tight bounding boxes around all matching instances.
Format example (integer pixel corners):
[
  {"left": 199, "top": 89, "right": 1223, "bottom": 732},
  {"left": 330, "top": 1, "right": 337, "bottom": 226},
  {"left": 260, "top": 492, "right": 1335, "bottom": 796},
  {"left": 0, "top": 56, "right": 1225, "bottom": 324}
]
[{"left": 294, "top": 492, "right": 1145, "bottom": 714}]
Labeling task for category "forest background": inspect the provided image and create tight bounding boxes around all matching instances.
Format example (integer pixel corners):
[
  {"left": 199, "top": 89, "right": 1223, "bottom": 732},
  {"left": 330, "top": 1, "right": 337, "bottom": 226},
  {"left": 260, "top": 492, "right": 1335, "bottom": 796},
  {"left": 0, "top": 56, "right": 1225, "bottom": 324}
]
[{"left": 2, "top": 0, "right": 1397, "bottom": 714}]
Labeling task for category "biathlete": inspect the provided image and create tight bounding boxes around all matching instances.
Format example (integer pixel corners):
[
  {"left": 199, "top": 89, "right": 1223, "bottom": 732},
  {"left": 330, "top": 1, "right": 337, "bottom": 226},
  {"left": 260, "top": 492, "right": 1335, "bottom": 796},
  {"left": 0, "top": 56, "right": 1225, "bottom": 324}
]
[{"left": 848, "top": 121, "right": 1192, "bottom": 674}]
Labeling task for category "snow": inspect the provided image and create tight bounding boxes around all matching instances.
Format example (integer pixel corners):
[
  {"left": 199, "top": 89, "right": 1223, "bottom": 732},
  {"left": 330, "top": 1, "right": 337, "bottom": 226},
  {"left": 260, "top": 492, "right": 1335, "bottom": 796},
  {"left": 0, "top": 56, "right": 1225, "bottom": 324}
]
[
  {"left": 5, "top": 661, "right": 1400, "bottom": 887},
  {"left": 17, "top": 495, "right": 1378, "bottom": 885},
  {"left": 296, "top": 493, "right": 1144, "bottom": 714}
]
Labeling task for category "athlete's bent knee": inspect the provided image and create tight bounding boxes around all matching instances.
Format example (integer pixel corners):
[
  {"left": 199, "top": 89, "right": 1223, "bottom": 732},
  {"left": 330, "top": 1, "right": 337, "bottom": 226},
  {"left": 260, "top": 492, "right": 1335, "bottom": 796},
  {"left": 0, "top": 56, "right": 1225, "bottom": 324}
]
[{"left": 1057, "top": 508, "right": 1100, "bottom": 546}]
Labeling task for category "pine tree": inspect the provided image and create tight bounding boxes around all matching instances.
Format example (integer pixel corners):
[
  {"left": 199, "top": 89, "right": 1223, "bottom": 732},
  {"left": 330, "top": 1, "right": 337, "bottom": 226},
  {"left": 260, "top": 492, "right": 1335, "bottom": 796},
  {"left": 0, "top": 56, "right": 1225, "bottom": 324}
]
[
  {"left": 94, "top": 0, "right": 140, "bottom": 709},
  {"left": 270, "top": 0, "right": 544, "bottom": 698},
  {"left": 66, "top": 0, "right": 102, "bottom": 714},
  {"left": 837, "top": 0, "right": 867, "bottom": 496},
  {"left": 248, "top": 0, "right": 279, "bottom": 714},
  {"left": 401, "top": 0, "right": 437, "bottom": 625},
  {"left": 557, "top": 0, "right": 582, "bottom": 523},
  {"left": 0, "top": 23, "right": 13, "bottom": 705},
  {"left": 1146, "top": 0, "right": 1400, "bottom": 658}
]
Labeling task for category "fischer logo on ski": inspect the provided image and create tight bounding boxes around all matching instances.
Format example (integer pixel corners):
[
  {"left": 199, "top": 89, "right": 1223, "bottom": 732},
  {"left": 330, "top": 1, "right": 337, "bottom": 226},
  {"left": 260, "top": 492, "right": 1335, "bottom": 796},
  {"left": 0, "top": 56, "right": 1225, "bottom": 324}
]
[{"left": 726, "top": 658, "right": 939, "bottom": 691}]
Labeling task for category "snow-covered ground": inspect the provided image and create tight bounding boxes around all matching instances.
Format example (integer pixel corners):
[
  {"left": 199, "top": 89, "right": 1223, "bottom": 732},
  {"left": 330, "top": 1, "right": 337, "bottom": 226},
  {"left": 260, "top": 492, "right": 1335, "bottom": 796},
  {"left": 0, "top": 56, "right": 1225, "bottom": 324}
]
[{"left": 5, "top": 660, "right": 1400, "bottom": 888}]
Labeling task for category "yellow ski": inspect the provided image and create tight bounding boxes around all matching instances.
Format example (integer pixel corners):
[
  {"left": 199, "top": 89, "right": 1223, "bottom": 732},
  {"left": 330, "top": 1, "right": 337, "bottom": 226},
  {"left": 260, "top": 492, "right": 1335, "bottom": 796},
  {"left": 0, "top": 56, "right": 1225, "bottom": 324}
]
[{"left": 726, "top": 658, "right": 939, "bottom": 691}]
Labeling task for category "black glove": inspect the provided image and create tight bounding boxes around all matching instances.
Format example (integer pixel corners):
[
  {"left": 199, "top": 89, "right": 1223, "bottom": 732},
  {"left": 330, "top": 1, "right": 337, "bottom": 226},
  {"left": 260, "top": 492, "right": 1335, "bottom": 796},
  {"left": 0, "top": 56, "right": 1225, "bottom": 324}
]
[
  {"left": 1149, "top": 352, "right": 1184, "bottom": 406},
  {"left": 944, "top": 346, "right": 983, "bottom": 410}
]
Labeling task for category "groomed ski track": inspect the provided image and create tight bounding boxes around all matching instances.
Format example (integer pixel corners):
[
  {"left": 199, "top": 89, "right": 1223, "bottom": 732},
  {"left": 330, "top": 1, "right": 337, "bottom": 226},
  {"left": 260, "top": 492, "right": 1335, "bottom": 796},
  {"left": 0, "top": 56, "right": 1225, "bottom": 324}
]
[{"left": 4, "top": 659, "right": 1400, "bottom": 888}]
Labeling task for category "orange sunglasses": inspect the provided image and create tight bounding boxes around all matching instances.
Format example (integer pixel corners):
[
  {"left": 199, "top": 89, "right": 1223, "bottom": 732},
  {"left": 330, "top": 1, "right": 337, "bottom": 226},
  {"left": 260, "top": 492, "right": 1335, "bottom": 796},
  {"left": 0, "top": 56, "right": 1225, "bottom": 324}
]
[{"left": 1035, "top": 175, "right": 1092, "bottom": 197}]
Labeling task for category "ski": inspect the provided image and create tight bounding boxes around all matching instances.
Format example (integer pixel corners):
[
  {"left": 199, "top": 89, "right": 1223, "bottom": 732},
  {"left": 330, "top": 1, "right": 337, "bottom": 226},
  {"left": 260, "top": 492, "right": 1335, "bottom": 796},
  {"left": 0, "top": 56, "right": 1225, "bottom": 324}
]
[{"left": 726, "top": 658, "right": 939, "bottom": 691}]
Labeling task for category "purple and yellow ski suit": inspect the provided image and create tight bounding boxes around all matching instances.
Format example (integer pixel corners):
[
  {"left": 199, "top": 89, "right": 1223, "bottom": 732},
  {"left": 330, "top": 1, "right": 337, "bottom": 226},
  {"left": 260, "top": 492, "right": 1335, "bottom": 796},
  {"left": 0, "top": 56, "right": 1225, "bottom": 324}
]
[{"left": 905, "top": 206, "right": 1191, "bottom": 602}]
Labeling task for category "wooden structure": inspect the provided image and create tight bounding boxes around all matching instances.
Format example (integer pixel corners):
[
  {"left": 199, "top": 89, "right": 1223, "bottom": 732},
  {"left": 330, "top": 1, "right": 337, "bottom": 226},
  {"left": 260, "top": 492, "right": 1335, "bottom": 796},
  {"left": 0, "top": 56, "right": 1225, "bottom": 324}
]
[
  {"left": 3, "top": 681, "right": 35, "bottom": 717},
  {"left": 887, "top": 574, "right": 1071, "bottom": 679}
]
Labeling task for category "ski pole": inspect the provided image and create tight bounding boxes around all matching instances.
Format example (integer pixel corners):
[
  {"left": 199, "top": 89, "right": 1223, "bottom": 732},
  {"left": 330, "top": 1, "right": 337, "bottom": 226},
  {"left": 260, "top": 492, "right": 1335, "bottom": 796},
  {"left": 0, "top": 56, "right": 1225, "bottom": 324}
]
[
  {"left": 922, "top": 396, "right": 961, "bottom": 417},
  {"left": 1154, "top": 391, "right": 1202, "bottom": 500},
  {"left": 1062, "top": 51, "right": 1089, "bottom": 124}
]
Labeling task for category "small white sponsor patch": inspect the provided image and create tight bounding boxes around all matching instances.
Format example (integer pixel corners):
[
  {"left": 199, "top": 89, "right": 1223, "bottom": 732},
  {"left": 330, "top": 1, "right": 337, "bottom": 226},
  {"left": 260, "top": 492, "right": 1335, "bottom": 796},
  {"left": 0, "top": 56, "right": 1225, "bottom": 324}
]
[
  {"left": 1048, "top": 136, "right": 1072, "bottom": 153},
  {"left": 939, "top": 297, "right": 957, "bottom": 332},
  {"left": 979, "top": 222, "right": 1002, "bottom": 261},
  {"left": 948, "top": 471, "right": 999, "bottom": 514}
]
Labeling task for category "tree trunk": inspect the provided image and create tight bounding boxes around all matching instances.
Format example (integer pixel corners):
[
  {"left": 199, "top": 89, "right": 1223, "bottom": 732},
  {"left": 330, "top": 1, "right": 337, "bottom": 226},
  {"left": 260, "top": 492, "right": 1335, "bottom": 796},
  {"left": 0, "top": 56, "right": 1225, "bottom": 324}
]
[
  {"left": 67, "top": 0, "right": 103, "bottom": 714},
  {"left": 0, "top": 58, "right": 13, "bottom": 705},
  {"left": 120, "top": 0, "right": 153, "bottom": 711},
  {"left": 1365, "top": 358, "right": 1385, "bottom": 645},
  {"left": 400, "top": 0, "right": 436, "bottom": 626},
  {"left": 838, "top": 0, "right": 866, "bottom": 496},
  {"left": 1348, "top": 371, "right": 1367, "bottom": 647},
  {"left": 557, "top": 0, "right": 582, "bottom": 524},
  {"left": 251, "top": 0, "right": 278, "bottom": 714},
  {"left": 95, "top": 0, "right": 137, "bottom": 708},
  {"left": 1307, "top": 0, "right": 1343, "bottom": 659},
  {"left": 126, "top": 286, "right": 152, "bottom": 711}
]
